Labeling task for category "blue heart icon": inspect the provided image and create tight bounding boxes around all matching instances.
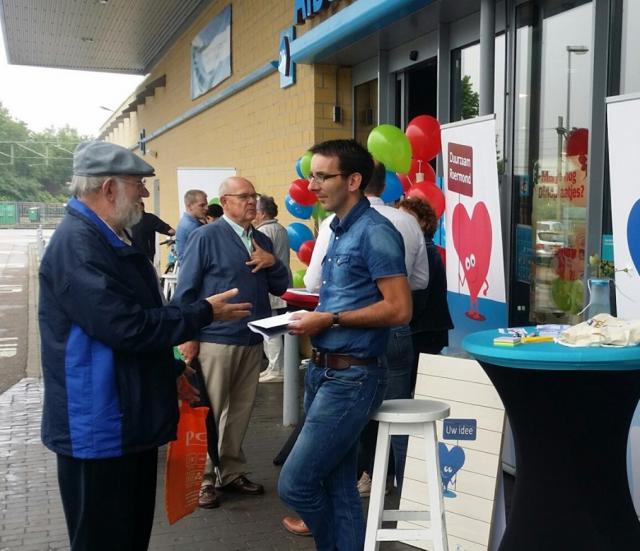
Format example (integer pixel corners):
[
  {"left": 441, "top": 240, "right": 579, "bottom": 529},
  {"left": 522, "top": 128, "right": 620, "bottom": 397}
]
[
  {"left": 627, "top": 199, "right": 640, "bottom": 275},
  {"left": 439, "top": 442, "right": 465, "bottom": 498}
]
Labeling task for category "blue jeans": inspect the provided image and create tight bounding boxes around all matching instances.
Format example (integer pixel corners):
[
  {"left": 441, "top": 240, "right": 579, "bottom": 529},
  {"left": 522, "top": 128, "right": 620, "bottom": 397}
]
[
  {"left": 278, "top": 360, "right": 387, "bottom": 551},
  {"left": 359, "top": 325, "right": 414, "bottom": 491}
]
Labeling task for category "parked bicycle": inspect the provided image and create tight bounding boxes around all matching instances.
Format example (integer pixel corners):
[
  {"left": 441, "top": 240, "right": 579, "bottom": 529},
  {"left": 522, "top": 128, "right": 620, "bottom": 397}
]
[{"left": 159, "top": 237, "right": 179, "bottom": 301}]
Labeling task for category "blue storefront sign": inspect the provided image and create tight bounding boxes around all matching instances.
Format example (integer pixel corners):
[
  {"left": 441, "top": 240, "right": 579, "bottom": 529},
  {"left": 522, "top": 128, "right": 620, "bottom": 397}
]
[{"left": 294, "top": 0, "right": 334, "bottom": 24}]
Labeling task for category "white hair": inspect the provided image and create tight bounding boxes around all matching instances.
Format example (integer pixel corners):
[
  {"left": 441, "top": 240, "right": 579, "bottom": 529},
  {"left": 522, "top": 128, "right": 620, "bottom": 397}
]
[{"left": 68, "top": 175, "right": 108, "bottom": 197}]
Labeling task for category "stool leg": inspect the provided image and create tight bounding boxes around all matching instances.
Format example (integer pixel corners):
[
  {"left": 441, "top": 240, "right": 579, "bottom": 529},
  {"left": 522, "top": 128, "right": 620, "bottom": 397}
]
[
  {"left": 424, "top": 422, "right": 448, "bottom": 551},
  {"left": 364, "top": 421, "right": 391, "bottom": 551}
]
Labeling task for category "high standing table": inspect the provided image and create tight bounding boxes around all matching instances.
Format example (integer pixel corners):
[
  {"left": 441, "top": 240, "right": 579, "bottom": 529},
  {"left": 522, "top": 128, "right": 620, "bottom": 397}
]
[
  {"left": 463, "top": 329, "right": 640, "bottom": 551},
  {"left": 279, "top": 290, "right": 318, "bottom": 426}
]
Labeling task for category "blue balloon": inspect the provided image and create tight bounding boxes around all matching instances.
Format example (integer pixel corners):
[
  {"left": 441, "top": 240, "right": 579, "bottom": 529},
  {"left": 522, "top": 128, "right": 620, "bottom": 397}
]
[
  {"left": 627, "top": 199, "right": 640, "bottom": 274},
  {"left": 285, "top": 194, "right": 313, "bottom": 219},
  {"left": 295, "top": 158, "right": 304, "bottom": 179},
  {"left": 381, "top": 170, "right": 403, "bottom": 203},
  {"left": 287, "top": 222, "right": 314, "bottom": 252}
]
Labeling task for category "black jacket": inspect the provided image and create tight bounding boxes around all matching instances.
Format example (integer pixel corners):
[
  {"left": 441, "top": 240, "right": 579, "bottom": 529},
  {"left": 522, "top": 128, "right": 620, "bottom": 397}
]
[{"left": 39, "top": 197, "right": 212, "bottom": 458}]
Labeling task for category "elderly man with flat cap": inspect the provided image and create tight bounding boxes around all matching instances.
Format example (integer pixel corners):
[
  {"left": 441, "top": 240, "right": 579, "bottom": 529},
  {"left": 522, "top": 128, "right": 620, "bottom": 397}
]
[{"left": 39, "top": 141, "right": 252, "bottom": 551}]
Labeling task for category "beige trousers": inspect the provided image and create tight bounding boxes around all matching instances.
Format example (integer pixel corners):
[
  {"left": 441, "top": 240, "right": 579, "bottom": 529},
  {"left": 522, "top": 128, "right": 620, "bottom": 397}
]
[{"left": 198, "top": 342, "right": 262, "bottom": 485}]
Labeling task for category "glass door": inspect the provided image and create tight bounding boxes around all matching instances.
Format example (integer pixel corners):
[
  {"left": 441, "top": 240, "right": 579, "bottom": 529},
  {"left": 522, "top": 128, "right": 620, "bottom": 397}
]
[{"left": 510, "top": 0, "right": 594, "bottom": 324}]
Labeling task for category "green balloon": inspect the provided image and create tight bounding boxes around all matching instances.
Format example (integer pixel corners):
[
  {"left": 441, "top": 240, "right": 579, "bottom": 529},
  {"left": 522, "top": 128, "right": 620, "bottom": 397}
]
[
  {"left": 312, "top": 202, "right": 328, "bottom": 222},
  {"left": 292, "top": 268, "right": 307, "bottom": 288},
  {"left": 367, "top": 124, "right": 412, "bottom": 174},
  {"left": 569, "top": 279, "right": 584, "bottom": 315},
  {"left": 551, "top": 278, "right": 572, "bottom": 312},
  {"left": 208, "top": 197, "right": 221, "bottom": 206},
  {"left": 300, "top": 151, "right": 313, "bottom": 179}
]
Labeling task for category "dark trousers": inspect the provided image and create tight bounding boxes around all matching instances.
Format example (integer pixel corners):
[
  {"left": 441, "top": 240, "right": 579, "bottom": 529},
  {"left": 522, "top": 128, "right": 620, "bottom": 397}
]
[{"left": 57, "top": 448, "right": 158, "bottom": 551}]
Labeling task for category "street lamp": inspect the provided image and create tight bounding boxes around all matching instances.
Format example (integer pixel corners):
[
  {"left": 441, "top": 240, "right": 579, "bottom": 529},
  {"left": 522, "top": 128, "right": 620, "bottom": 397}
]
[{"left": 566, "top": 45, "right": 589, "bottom": 133}]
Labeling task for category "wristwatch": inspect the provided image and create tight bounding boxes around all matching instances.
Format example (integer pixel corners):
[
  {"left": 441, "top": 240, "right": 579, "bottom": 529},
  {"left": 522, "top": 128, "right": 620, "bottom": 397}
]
[{"left": 332, "top": 312, "right": 341, "bottom": 327}]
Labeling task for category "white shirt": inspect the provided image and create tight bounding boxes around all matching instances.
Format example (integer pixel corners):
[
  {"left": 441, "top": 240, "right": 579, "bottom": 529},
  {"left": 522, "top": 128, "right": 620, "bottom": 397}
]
[{"left": 303, "top": 197, "right": 429, "bottom": 292}]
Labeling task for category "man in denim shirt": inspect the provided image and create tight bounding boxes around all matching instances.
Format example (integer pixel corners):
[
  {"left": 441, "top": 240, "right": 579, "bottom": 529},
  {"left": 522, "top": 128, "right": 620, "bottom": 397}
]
[{"left": 279, "top": 139, "right": 412, "bottom": 551}]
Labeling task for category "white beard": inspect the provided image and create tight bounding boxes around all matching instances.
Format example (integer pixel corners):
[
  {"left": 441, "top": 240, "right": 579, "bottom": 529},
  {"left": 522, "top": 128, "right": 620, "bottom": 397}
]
[{"left": 114, "top": 182, "right": 142, "bottom": 229}]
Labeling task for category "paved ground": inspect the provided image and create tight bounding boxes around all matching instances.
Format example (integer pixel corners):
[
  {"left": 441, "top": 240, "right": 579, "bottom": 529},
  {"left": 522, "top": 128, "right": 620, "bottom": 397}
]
[{"left": 0, "top": 228, "right": 414, "bottom": 550}]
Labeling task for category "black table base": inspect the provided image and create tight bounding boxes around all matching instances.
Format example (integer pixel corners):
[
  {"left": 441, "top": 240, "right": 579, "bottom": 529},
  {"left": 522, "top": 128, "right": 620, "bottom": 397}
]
[{"left": 481, "top": 363, "right": 640, "bottom": 551}]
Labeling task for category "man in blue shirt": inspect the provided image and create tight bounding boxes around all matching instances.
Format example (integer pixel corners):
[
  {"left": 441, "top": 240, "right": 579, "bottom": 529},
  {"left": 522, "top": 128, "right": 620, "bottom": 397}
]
[
  {"left": 278, "top": 139, "right": 412, "bottom": 550},
  {"left": 175, "top": 189, "right": 208, "bottom": 265}
]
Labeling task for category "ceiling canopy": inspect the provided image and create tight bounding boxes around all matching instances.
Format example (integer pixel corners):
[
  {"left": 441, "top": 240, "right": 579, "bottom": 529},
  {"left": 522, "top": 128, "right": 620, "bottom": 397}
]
[{"left": 0, "top": 0, "right": 212, "bottom": 74}]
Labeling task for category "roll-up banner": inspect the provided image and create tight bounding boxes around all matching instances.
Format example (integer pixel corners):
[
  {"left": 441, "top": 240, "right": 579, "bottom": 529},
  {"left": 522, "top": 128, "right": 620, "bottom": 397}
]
[
  {"left": 607, "top": 92, "right": 640, "bottom": 518},
  {"left": 441, "top": 115, "right": 507, "bottom": 349}
]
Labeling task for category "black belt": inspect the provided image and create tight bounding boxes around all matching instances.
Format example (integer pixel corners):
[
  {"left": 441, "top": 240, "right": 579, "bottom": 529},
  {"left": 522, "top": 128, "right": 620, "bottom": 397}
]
[{"left": 310, "top": 348, "right": 377, "bottom": 370}]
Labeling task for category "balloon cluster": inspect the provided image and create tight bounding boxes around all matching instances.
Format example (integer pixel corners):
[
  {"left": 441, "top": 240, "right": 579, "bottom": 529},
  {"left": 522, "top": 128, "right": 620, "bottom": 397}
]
[
  {"left": 286, "top": 151, "right": 331, "bottom": 284},
  {"left": 286, "top": 115, "right": 446, "bottom": 287},
  {"left": 366, "top": 115, "right": 445, "bottom": 218}
]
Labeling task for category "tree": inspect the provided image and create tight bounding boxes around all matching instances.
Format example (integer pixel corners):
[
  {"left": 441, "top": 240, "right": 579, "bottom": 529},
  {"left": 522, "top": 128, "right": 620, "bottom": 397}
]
[
  {"left": 0, "top": 102, "right": 87, "bottom": 201},
  {"left": 461, "top": 75, "right": 479, "bottom": 120}
]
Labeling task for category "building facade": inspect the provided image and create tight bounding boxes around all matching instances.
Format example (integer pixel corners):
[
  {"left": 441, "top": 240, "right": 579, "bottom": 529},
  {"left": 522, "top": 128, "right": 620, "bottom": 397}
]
[{"left": 87, "top": 0, "right": 640, "bottom": 325}]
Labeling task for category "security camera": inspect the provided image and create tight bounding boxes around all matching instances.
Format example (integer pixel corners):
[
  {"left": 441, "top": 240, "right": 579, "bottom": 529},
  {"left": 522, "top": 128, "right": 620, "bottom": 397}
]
[{"left": 409, "top": 50, "right": 419, "bottom": 61}]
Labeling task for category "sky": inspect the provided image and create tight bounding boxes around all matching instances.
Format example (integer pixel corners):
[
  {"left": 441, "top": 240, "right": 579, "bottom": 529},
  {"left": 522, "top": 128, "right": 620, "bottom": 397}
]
[{"left": 0, "top": 30, "right": 144, "bottom": 137}]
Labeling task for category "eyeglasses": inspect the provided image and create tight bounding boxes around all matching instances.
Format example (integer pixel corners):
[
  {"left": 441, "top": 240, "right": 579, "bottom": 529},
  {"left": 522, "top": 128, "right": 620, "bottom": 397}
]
[
  {"left": 222, "top": 193, "right": 261, "bottom": 201},
  {"left": 308, "top": 173, "right": 347, "bottom": 184},
  {"left": 116, "top": 176, "right": 147, "bottom": 190}
]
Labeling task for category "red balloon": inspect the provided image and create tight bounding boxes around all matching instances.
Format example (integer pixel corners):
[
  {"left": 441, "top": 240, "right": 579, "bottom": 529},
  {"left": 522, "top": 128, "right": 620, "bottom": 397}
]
[
  {"left": 436, "top": 245, "right": 446, "bottom": 266},
  {"left": 566, "top": 128, "right": 588, "bottom": 157},
  {"left": 406, "top": 115, "right": 441, "bottom": 162},
  {"left": 289, "top": 178, "right": 317, "bottom": 206},
  {"left": 297, "top": 239, "right": 315, "bottom": 266},
  {"left": 408, "top": 158, "right": 436, "bottom": 184},
  {"left": 407, "top": 182, "right": 445, "bottom": 219},
  {"left": 398, "top": 173, "right": 412, "bottom": 193}
]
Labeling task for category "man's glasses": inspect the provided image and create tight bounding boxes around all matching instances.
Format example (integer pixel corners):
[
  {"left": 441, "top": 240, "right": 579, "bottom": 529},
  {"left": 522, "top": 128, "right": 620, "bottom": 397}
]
[
  {"left": 222, "top": 193, "right": 261, "bottom": 201},
  {"left": 308, "top": 173, "right": 347, "bottom": 184},
  {"left": 116, "top": 176, "right": 147, "bottom": 191}
]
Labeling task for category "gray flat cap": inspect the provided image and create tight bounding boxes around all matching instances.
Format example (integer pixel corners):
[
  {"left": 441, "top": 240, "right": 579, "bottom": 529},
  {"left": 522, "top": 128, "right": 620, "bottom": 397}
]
[{"left": 73, "top": 141, "right": 155, "bottom": 177}]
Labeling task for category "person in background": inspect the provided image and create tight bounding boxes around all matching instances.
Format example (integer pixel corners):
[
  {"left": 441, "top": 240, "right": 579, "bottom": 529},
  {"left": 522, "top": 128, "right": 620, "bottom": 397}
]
[
  {"left": 279, "top": 139, "right": 412, "bottom": 550},
  {"left": 173, "top": 176, "right": 289, "bottom": 509},
  {"left": 205, "top": 202, "right": 223, "bottom": 223},
  {"left": 399, "top": 196, "right": 453, "bottom": 388},
  {"left": 130, "top": 201, "right": 175, "bottom": 262},
  {"left": 39, "top": 140, "right": 251, "bottom": 551},
  {"left": 175, "top": 189, "right": 207, "bottom": 264},
  {"left": 356, "top": 161, "right": 429, "bottom": 497},
  {"left": 254, "top": 195, "right": 292, "bottom": 383}
]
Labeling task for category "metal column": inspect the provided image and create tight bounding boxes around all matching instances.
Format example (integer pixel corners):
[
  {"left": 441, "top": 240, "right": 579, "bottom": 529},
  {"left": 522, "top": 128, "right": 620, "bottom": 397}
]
[{"left": 480, "top": 0, "right": 496, "bottom": 115}]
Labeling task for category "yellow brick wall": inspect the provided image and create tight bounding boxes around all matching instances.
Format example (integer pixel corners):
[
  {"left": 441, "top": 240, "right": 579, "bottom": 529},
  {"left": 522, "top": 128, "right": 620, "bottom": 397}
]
[{"left": 104, "top": 0, "right": 355, "bottom": 271}]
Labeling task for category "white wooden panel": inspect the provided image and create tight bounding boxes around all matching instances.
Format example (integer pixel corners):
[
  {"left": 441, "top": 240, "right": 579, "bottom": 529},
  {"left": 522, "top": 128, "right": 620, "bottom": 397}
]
[
  {"left": 418, "top": 354, "right": 493, "bottom": 385},
  {"left": 399, "top": 355, "right": 505, "bottom": 550}
]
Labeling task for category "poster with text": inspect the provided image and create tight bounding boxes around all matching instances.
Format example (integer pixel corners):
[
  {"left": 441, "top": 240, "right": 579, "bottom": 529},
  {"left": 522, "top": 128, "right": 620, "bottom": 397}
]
[
  {"left": 441, "top": 115, "right": 507, "bottom": 349},
  {"left": 191, "top": 5, "right": 231, "bottom": 99},
  {"left": 606, "top": 93, "right": 640, "bottom": 319}
]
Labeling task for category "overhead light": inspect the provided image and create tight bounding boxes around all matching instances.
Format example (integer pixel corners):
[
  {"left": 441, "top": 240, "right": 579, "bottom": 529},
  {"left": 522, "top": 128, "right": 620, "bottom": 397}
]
[{"left": 98, "top": 0, "right": 109, "bottom": 4}]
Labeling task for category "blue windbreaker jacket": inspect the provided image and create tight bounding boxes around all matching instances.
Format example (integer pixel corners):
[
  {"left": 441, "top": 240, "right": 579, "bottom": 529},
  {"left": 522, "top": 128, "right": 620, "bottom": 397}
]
[{"left": 39, "top": 198, "right": 213, "bottom": 458}]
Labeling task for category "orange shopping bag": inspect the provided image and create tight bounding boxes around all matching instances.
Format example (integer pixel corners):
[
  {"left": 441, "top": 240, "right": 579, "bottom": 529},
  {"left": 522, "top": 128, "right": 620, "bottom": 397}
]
[{"left": 165, "top": 401, "right": 209, "bottom": 524}]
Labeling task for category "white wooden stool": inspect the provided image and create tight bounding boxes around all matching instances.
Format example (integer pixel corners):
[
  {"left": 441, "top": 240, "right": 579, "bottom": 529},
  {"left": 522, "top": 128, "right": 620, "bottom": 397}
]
[{"left": 364, "top": 398, "right": 450, "bottom": 551}]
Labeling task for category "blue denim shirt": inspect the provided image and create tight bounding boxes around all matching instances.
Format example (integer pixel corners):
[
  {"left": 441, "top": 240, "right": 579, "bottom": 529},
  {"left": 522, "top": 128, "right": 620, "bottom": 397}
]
[
  {"left": 175, "top": 213, "right": 203, "bottom": 265},
  {"left": 312, "top": 198, "right": 406, "bottom": 358}
]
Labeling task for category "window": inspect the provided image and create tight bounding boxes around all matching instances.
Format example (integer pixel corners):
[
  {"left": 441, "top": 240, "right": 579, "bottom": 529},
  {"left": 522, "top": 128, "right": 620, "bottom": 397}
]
[
  {"left": 512, "top": 0, "right": 593, "bottom": 323},
  {"left": 451, "top": 34, "right": 506, "bottom": 168}
]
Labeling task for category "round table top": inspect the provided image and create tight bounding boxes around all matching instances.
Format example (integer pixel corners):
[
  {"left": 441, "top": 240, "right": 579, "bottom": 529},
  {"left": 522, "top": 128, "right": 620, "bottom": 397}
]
[{"left": 463, "top": 327, "right": 640, "bottom": 371}]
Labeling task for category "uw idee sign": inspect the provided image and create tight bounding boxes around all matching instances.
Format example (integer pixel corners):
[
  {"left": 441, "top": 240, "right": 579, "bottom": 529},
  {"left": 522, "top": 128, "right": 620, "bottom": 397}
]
[{"left": 294, "top": 0, "right": 335, "bottom": 24}]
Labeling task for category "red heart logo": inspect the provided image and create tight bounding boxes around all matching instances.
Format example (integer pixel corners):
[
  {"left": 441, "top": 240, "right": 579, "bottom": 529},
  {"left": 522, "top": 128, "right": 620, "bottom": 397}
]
[{"left": 452, "top": 202, "right": 492, "bottom": 303}]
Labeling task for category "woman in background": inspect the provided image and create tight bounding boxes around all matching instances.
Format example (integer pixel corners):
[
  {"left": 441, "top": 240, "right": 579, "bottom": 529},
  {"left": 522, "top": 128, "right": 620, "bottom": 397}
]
[{"left": 398, "top": 197, "right": 453, "bottom": 389}]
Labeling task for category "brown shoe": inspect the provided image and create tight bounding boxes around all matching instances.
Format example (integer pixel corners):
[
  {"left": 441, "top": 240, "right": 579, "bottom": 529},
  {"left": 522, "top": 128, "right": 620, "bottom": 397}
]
[
  {"left": 218, "top": 475, "right": 264, "bottom": 495},
  {"left": 198, "top": 483, "right": 220, "bottom": 509},
  {"left": 282, "top": 516, "right": 311, "bottom": 537}
]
